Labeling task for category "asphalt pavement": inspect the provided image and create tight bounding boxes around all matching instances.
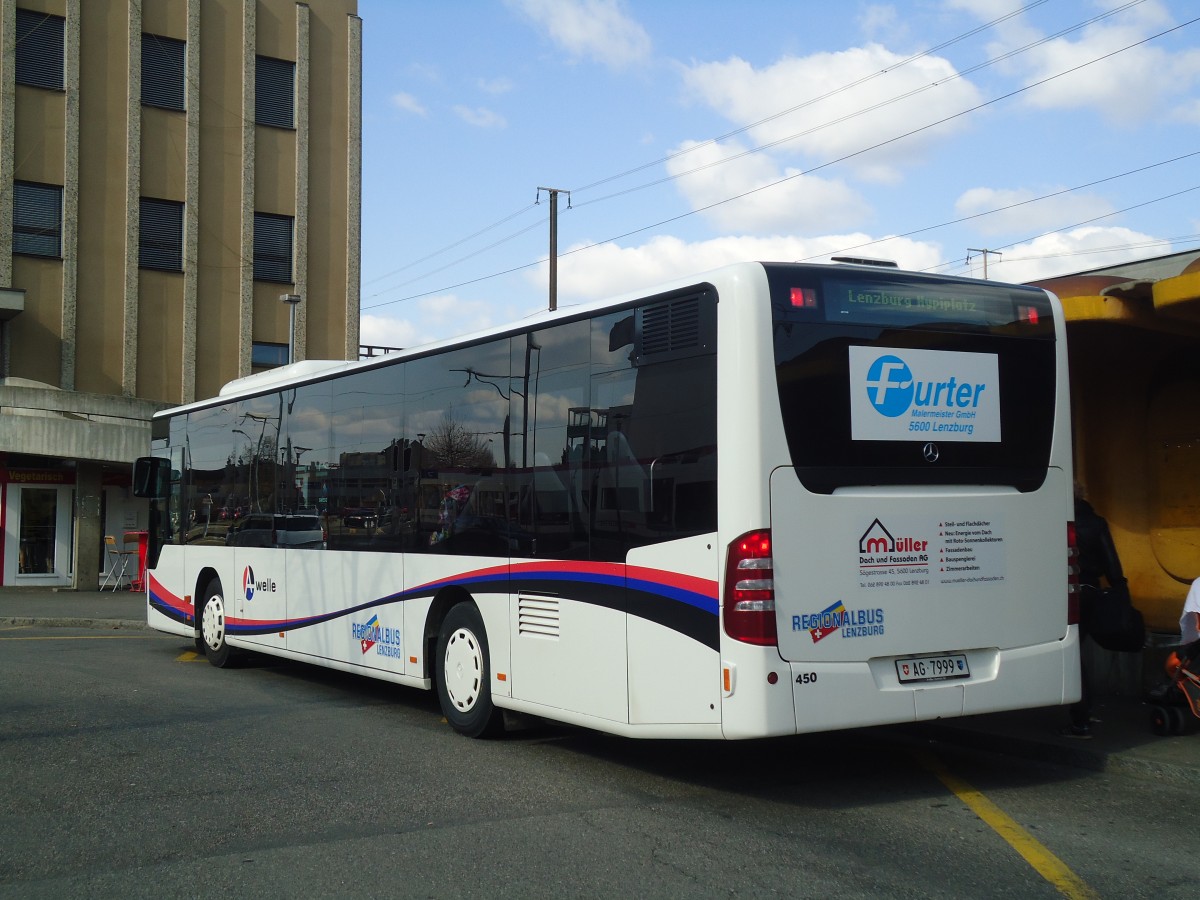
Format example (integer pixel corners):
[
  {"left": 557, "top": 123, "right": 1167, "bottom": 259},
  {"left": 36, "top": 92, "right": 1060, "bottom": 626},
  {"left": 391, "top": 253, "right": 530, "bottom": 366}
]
[{"left": 2, "top": 584, "right": 1196, "bottom": 786}]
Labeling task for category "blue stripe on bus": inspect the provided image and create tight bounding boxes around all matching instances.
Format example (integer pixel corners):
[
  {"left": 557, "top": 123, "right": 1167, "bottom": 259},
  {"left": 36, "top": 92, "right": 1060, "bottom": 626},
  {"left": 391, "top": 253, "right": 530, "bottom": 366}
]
[{"left": 211, "top": 564, "right": 720, "bottom": 649}]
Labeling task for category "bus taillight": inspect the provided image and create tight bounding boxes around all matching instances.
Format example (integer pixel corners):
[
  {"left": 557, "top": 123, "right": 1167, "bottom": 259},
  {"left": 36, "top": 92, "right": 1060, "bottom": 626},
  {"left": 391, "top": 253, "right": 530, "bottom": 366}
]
[
  {"left": 1067, "top": 522, "right": 1080, "bottom": 625},
  {"left": 724, "top": 530, "right": 777, "bottom": 646},
  {"left": 790, "top": 287, "right": 817, "bottom": 309}
]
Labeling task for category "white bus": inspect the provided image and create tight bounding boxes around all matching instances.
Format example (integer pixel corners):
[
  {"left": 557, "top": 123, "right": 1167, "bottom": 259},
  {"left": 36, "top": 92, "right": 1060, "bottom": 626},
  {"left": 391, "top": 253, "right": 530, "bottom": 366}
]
[{"left": 134, "top": 261, "right": 1079, "bottom": 739}]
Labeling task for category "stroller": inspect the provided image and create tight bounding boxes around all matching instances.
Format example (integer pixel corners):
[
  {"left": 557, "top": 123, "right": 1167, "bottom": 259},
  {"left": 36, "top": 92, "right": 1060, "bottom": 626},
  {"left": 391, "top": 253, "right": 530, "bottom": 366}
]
[{"left": 1149, "top": 643, "right": 1200, "bottom": 736}]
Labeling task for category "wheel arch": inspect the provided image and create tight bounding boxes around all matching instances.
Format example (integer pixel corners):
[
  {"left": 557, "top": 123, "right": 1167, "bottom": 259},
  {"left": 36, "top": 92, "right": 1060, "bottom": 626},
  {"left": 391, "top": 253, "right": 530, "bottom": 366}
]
[
  {"left": 422, "top": 584, "right": 475, "bottom": 679},
  {"left": 194, "top": 567, "right": 223, "bottom": 636}
]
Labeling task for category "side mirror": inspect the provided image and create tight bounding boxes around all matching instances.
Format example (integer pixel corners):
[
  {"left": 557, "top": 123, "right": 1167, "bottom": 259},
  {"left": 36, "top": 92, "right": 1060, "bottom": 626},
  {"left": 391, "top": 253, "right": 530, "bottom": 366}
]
[{"left": 132, "top": 457, "right": 169, "bottom": 498}]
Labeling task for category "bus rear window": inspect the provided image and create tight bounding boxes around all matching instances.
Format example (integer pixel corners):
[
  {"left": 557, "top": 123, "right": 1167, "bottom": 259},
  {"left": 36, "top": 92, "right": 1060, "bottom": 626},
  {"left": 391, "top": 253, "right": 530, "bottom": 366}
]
[{"left": 764, "top": 265, "right": 1058, "bottom": 494}]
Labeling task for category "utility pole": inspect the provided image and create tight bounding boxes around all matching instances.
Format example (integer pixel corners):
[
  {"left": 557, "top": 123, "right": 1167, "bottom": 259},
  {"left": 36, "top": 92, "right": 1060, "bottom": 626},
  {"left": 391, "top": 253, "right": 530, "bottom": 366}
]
[
  {"left": 537, "top": 187, "right": 570, "bottom": 311},
  {"left": 967, "top": 248, "right": 1002, "bottom": 280}
]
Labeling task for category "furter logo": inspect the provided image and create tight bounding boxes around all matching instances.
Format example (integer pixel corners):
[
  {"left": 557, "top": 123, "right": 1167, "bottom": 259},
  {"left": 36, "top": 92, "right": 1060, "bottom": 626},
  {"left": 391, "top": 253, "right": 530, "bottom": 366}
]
[
  {"left": 864, "top": 354, "right": 914, "bottom": 417},
  {"left": 849, "top": 346, "right": 1001, "bottom": 443}
]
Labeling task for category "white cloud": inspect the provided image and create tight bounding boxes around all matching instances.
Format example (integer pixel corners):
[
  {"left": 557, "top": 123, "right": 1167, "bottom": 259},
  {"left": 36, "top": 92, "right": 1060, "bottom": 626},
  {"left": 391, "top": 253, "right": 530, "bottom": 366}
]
[
  {"left": 858, "top": 5, "right": 906, "bottom": 44},
  {"left": 359, "top": 312, "right": 425, "bottom": 351},
  {"left": 954, "top": 186, "right": 1114, "bottom": 237},
  {"left": 361, "top": 292, "right": 543, "bottom": 349},
  {"left": 944, "top": 0, "right": 1020, "bottom": 16},
  {"left": 477, "top": 77, "right": 514, "bottom": 95},
  {"left": 1019, "top": 40, "right": 1199, "bottom": 122},
  {"left": 535, "top": 233, "right": 944, "bottom": 305},
  {"left": 666, "top": 138, "right": 871, "bottom": 233},
  {"left": 679, "top": 47, "right": 983, "bottom": 182},
  {"left": 453, "top": 105, "right": 507, "bottom": 128},
  {"left": 507, "top": 0, "right": 651, "bottom": 70},
  {"left": 1172, "top": 97, "right": 1200, "bottom": 125},
  {"left": 390, "top": 92, "right": 427, "bottom": 116},
  {"left": 956, "top": 0, "right": 1200, "bottom": 122},
  {"left": 406, "top": 62, "right": 442, "bottom": 83},
  {"left": 970, "top": 226, "right": 1167, "bottom": 283}
]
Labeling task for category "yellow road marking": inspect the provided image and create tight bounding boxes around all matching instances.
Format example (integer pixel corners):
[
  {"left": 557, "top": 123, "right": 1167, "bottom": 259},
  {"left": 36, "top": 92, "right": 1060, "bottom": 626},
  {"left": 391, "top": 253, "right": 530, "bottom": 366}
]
[
  {"left": 914, "top": 750, "right": 1097, "bottom": 900},
  {"left": 176, "top": 650, "right": 207, "bottom": 662},
  {"left": 0, "top": 634, "right": 165, "bottom": 641}
]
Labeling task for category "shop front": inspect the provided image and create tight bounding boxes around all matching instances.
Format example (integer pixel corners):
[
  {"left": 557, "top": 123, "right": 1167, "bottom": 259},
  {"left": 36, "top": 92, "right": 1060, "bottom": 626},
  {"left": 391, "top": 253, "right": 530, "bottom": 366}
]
[
  {"left": 0, "top": 460, "right": 149, "bottom": 588},
  {"left": 1, "top": 467, "right": 76, "bottom": 587}
]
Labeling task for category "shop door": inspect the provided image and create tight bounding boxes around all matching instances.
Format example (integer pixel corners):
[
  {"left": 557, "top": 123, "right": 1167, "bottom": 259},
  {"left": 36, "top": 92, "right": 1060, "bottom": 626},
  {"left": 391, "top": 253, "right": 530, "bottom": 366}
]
[{"left": 9, "top": 487, "right": 74, "bottom": 585}]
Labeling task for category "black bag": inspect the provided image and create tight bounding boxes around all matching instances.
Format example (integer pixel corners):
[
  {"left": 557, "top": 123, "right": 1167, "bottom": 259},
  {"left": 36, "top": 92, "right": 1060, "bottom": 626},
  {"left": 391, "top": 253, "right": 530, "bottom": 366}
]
[{"left": 1083, "top": 581, "right": 1145, "bottom": 652}]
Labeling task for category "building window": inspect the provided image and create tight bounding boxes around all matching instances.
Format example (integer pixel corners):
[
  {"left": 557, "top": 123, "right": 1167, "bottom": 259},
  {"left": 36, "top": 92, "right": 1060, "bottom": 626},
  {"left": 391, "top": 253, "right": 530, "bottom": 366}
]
[
  {"left": 15, "top": 8, "right": 65, "bottom": 90},
  {"left": 253, "top": 213, "right": 294, "bottom": 283},
  {"left": 139, "top": 198, "right": 184, "bottom": 271},
  {"left": 13, "top": 181, "right": 63, "bottom": 258},
  {"left": 255, "top": 55, "right": 295, "bottom": 129},
  {"left": 252, "top": 342, "right": 289, "bottom": 369},
  {"left": 142, "top": 33, "right": 186, "bottom": 111}
]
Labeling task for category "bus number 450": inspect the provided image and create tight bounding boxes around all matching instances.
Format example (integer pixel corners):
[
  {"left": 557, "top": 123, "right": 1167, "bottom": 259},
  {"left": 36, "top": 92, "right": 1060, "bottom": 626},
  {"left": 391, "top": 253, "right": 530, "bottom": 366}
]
[{"left": 795, "top": 672, "right": 818, "bottom": 685}]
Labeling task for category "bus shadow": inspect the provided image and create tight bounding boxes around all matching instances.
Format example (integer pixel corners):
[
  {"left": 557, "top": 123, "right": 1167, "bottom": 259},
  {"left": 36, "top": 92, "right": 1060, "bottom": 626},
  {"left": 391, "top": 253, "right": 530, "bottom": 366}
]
[
  {"left": 544, "top": 725, "right": 1095, "bottom": 811},
  {"left": 177, "top": 641, "right": 1098, "bottom": 808}
]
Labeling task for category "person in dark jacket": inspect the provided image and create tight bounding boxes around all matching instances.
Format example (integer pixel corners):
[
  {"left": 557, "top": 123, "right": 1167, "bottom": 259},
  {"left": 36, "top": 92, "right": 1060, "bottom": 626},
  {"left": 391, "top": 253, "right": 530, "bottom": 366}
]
[{"left": 1066, "top": 488, "right": 1126, "bottom": 738}]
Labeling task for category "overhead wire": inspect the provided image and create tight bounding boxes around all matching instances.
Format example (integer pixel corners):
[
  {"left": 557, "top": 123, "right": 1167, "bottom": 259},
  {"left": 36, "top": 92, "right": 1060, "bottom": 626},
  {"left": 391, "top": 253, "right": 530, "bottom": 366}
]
[
  {"left": 365, "top": 6, "right": 1198, "bottom": 311},
  {"left": 956, "top": 234, "right": 1200, "bottom": 269},
  {"left": 561, "top": 19, "right": 1200, "bottom": 267},
  {"left": 364, "top": 215, "right": 547, "bottom": 299},
  {"left": 568, "top": 0, "right": 1152, "bottom": 210},
  {"left": 925, "top": 183, "right": 1200, "bottom": 276},
  {"left": 376, "top": 0, "right": 1067, "bottom": 291},
  {"left": 566, "top": 0, "right": 1057, "bottom": 195},
  {"left": 785, "top": 150, "right": 1200, "bottom": 267}
]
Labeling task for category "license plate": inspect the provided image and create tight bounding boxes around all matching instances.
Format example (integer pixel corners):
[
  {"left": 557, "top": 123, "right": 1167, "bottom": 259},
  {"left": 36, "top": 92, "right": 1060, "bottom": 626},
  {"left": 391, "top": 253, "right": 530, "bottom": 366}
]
[{"left": 895, "top": 654, "right": 970, "bottom": 683}]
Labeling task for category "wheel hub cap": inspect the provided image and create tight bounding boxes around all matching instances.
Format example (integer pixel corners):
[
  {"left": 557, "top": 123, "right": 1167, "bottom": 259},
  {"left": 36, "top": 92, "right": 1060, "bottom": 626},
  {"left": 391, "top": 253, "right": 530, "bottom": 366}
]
[
  {"left": 202, "top": 595, "right": 225, "bottom": 651},
  {"left": 444, "top": 628, "right": 482, "bottom": 712}
]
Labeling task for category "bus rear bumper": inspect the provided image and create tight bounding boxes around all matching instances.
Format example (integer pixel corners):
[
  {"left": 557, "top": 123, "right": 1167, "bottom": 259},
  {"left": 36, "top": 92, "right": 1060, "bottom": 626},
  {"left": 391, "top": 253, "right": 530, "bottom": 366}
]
[{"left": 780, "top": 633, "right": 1081, "bottom": 736}]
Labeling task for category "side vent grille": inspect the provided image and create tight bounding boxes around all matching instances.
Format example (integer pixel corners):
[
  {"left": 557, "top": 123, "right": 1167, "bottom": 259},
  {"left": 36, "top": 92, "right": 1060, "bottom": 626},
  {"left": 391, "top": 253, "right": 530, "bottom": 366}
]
[
  {"left": 642, "top": 298, "right": 700, "bottom": 355},
  {"left": 518, "top": 595, "right": 560, "bottom": 639},
  {"left": 634, "top": 290, "right": 715, "bottom": 365}
]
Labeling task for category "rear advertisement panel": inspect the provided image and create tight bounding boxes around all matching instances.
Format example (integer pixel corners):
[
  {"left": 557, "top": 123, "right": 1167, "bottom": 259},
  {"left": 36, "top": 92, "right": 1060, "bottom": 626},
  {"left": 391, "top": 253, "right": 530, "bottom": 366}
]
[
  {"left": 770, "top": 467, "right": 1068, "bottom": 664},
  {"left": 848, "top": 346, "right": 1001, "bottom": 443}
]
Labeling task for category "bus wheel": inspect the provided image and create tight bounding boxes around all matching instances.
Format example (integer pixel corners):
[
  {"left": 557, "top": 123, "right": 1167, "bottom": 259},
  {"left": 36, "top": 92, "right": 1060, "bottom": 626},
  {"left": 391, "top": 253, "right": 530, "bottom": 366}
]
[
  {"left": 199, "top": 580, "right": 236, "bottom": 668},
  {"left": 436, "top": 603, "right": 503, "bottom": 738}
]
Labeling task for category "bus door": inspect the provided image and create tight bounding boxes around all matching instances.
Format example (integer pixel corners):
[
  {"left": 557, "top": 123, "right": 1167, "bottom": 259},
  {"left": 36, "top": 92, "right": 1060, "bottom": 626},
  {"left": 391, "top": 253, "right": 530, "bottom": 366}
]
[
  {"left": 232, "top": 521, "right": 288, "bottom": 653},
  {"left": 509, "top": 459, "right": 630, "bottom": 725}
]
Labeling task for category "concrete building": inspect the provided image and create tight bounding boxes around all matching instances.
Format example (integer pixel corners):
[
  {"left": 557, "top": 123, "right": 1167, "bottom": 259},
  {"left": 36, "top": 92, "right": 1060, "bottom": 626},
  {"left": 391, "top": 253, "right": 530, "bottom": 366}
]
[{"left": 1, "top": 0, "right": 361, "bottom": 589}]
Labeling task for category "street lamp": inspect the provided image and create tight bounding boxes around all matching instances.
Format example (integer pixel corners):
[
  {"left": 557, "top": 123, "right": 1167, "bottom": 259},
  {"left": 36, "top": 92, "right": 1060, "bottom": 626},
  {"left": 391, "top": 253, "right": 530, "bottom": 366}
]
[{"left": 279, "top": 293, "right": 302, "bottom": 364}]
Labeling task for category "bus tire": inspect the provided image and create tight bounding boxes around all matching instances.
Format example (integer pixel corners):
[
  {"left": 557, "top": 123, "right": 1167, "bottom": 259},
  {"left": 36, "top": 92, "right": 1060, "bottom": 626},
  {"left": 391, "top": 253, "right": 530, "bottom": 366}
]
[
  {"left": 199, "top": 579, "right": 237, "bottom": 668},
  {"left": 436, "top": 603, "right": 503, "bottom": 738}
]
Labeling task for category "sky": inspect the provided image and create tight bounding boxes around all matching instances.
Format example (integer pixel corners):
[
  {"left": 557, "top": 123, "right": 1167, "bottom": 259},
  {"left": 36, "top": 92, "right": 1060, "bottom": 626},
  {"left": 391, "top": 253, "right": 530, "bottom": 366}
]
[{"left": 357, "top": 0, "right": 1200, "bottom": 351}]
